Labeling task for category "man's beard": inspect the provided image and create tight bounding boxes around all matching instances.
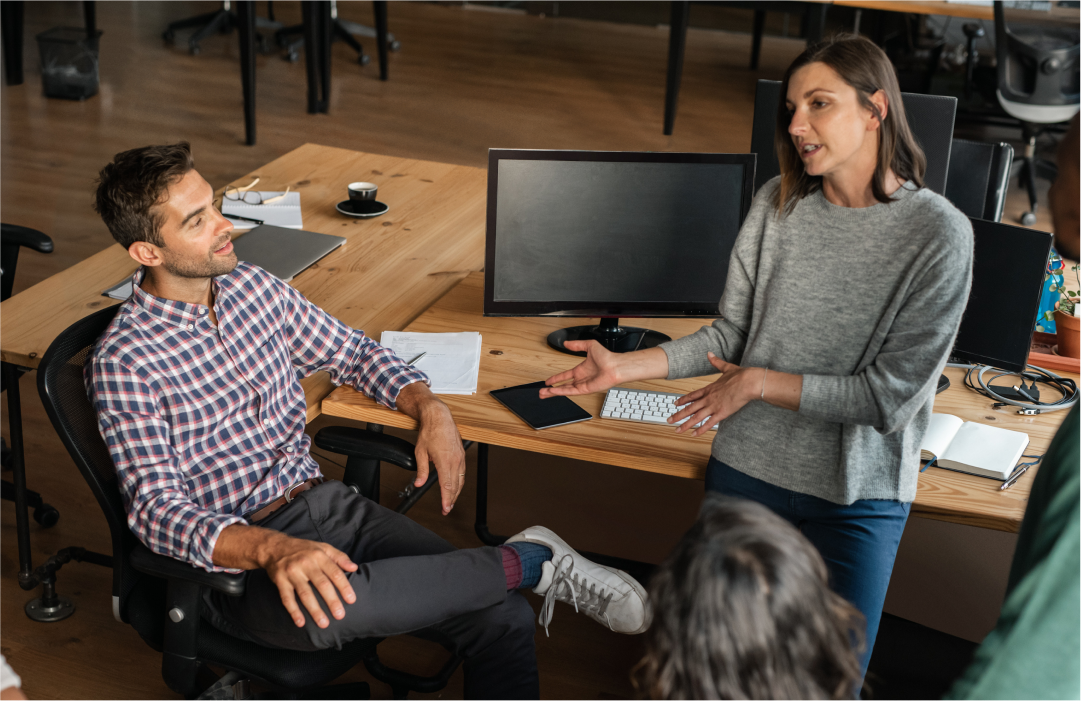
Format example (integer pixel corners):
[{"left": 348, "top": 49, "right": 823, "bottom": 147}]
[{"left": 161, "top": 248, "right": 238, "bottom": 279}]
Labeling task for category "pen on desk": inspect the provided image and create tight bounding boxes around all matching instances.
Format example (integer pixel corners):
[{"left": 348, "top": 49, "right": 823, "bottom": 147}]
[
  {"left": 1000, "top": 464, "right": 1029, "bottom": 491},
  {"left": 406, "top": 352, "right": 427, "bottom": 366},
  {"left": 222, "top": 212, "right": 265, "bottom": 225}
]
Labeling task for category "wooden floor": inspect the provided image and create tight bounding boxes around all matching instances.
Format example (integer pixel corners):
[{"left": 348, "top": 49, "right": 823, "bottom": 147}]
[{"left": 0, "top": 2, "right": 1057, "bottom": 699}]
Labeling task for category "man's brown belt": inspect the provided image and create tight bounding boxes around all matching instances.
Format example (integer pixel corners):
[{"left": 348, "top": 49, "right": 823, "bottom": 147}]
[{"left": 249, "top": 477, "right": 325, "bottom": 523}]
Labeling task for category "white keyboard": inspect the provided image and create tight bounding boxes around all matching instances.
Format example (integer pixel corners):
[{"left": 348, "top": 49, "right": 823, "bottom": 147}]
[{"left": 600, "top": 387, "right": 716, "bottom": 430}]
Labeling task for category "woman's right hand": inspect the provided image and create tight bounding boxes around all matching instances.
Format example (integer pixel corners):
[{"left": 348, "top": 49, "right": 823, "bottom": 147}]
[{"left": 540, "top": 340, "right": 623, "bottom": 398}]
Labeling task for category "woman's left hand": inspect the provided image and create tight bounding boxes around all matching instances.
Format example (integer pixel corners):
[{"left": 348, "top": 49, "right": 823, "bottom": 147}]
[{"left": 670, "top": 352, "right": 761, "bottom": 437}]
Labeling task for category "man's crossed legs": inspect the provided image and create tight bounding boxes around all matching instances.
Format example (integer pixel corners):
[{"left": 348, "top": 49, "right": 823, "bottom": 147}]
[{"left": 202, "top": 481, "right": 645, "bottom": 698}]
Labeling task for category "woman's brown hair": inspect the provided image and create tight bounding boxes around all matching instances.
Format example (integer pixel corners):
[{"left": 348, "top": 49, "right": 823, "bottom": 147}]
[
  {"left": 634, "top": 496, "right": 864, "bottom": 699},
  {"left": 774, "top": 34, "right": 926, "bottom": 215}
]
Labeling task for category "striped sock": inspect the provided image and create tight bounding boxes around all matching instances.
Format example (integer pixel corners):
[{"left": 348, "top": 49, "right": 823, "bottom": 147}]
[{"left": 501, "top": 542, "right": 552, "bottom": 590}]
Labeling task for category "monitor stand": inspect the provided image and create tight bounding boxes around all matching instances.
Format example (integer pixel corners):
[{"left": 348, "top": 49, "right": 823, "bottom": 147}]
[{"left": 547, "top": 318, "right": 671, "bottom": 357}]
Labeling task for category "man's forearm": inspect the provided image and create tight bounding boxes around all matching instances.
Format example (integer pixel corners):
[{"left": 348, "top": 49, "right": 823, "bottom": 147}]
[
  {"left": 395, "top": 380, "right": 446, "bottom": 422},
  {"left": 212, "top": 522, "right": 290, "bottom": 570}
]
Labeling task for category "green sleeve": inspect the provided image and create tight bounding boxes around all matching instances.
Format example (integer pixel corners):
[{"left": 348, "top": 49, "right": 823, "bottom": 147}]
[{"left": 947, "top": 405, "right": 1080, "bottom": 700}]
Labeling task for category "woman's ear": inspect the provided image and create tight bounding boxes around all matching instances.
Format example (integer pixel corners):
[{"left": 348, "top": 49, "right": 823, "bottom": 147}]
[{"left": 867, "top": 90, "right": 889, "bottom": 131}]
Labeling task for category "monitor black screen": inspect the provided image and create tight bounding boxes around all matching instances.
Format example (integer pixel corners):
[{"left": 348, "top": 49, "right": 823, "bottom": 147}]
[
  {"left": 952, "top": 217, "right": 1053, "bottom": 372},
  {"left": 484, "top": 150, "right": 756, "bottom": 319}
]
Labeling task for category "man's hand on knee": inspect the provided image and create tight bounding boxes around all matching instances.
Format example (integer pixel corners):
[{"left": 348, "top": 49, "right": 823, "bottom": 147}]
[
  {"left": 214, "top": 525, "right": 358, "bottom": 628},
  {"left": 265, "top": 536, "right": 359, "bottom": 629},
  {"left": 396, "top": 382, "right": 467, "bottom": 516}
]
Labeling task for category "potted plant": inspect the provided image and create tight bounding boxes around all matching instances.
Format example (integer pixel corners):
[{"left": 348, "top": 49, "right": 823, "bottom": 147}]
[{"left": 1042, "top": 256, "right": 1080, "bottom": 358}]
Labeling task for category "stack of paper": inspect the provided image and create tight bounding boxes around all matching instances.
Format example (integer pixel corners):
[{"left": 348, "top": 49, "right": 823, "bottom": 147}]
[
  {"left": 222, "top": 191, "right": 303, "bottom": 230},
  {"left": 381, "top": 331, "right": 482, "bottom": 395}
]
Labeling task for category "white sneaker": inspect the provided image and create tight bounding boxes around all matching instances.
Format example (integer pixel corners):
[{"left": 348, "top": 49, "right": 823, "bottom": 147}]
[{"left": 506, "top": 526, "right": 649, "bottom": 635}]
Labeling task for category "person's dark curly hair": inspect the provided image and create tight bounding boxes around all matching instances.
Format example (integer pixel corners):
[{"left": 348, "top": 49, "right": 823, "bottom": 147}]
[
  {"left": 94, "top": 142, "right": 195, "bottom": 249},
  {"left": 636, "top": 495, "right": 864, "bottom": 699}
]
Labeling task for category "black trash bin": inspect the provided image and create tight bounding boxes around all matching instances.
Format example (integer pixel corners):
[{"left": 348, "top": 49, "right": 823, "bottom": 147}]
[{"left": 35, "top": 27, "right": 103, "bottom": 100}]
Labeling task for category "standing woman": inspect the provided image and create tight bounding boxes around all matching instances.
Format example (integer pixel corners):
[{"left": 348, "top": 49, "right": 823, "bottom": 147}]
[{"left": 542, "top": 35, "right": 973, "bottom": 675}]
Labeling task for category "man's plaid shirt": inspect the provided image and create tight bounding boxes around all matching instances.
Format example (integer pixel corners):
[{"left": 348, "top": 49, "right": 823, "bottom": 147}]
[{"left": 86, "top": 262, "right": 428, "bottom": 572}]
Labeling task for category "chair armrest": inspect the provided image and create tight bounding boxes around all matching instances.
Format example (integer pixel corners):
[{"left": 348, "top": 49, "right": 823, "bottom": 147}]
[
  {"left": 314, "top": 426, "right": 417, "bottom": 471},
  {"left": 130, "top": 544, "right": 247, "bottom": 596},
  {"left": 1, "top": 224, "right": 54, "bottom": 253}
]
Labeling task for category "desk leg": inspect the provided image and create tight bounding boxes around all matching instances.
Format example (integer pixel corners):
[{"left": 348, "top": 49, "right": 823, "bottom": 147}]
[
  {"left": 6, "top": 363, "right": 34, "bottom": 582},
  {"left": 237, "top": 0, "right": 256, "bottom": 145},
  {"left": 474, "top": 443, "right": 508, "bottom": 545},
  {"left": 472, "top": 442, "right": 656, "bottom": 584},
  {"left": 663, "top": 0, "right": 690, "bottom": 136},
  {"left": 83, "top": 1, "right": 95, "bottom": 35},
  {"left": 374, "top": 0, "right": 388, "bottom": 82},
  {"left": 2, "top": 0, "right": 25, "bottom": 86},
  {"left": 319, "top": 2, "right": 331, "bottom": 113},
  {"left": 804, "top": 3, "right": 827, "bottom": 44}
]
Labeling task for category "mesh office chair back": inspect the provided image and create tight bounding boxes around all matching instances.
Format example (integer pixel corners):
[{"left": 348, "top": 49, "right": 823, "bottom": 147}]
[
  {"left": 749, "top": 79, "right": 957, "bottom": 196},
  {"left": 994, "top": 0, "right": 1080, "bottom": 124}
]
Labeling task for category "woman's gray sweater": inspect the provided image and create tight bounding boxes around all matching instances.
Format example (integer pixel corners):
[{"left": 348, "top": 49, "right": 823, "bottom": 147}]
[{"left": 660, "top": 177, "right": 973, "bottom": 505}]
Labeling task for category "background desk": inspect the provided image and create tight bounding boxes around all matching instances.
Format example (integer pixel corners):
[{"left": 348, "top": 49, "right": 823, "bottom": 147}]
[{"left": 322, "top": 271, "right": 1078, "bottom": 534}]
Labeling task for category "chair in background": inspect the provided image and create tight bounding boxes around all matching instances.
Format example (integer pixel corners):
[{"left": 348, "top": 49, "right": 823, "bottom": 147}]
[
  {"left": 163, "top": 0, "right": 281, "bottom": 55},
  {"left": 276, "top": 0, "right": 397, "bottom": 80},
  {"left": 0, "top": 221, "right": 59, "bottom": 527},
  {"left": 994, "top": 0, "right": 1080, "bottom": 226},
  {"left": 37, "top": 304, "right": 461, "bottom": 699},
  {"left": 748, "top": 79, "right": 958, "bottom": 196},
  {"left": 945, "top": 139, "right": 1014, "bottom": 222}
]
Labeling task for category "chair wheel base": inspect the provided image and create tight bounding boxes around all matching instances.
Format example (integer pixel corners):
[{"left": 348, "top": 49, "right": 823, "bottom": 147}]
[
  {"left": 34, "top": 502, "right": 60, "bottom": 528},
  {"left": 25, "top": 594, "right": 74, "bottom": 622},
  {"left": 1021, "top": 211, "right": 1037, "bottom": 226}
]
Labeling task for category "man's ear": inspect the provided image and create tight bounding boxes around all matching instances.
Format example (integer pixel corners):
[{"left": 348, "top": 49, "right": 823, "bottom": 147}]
[{"left": 128, "top": 240, "right": 164, "bottom": 268}]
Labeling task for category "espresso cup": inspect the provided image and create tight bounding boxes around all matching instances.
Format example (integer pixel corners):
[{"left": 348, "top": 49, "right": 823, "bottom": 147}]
[{"left": 348, "top": 182, "right": 378, "bottom": 201}]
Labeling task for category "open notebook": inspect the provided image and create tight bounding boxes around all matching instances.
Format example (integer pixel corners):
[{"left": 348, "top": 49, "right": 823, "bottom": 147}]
[
  {"left": 222, "top": 191, "right": 303, "bottom": 230},
  {"left": 920, "top": 413, "right": 1030, "bottom": 480}
]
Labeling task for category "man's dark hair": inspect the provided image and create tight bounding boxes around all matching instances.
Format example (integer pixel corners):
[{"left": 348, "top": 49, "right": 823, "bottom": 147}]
[
  {"left": 94, "top": 142, "right": 195, "bottom": 249},
  {"left": 635, "top": 495, "right": 864, "bottom": 699}
]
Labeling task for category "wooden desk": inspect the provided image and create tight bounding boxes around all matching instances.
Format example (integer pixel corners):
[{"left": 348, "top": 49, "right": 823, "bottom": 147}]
[
  {"left": 322, "top": 272, "right": 1079, "bottom": 533},
  {"left": 827, "top": 0, "right": 1080, "bottom": 23},
  {"left": 0, "top": 144, "right": 488, "bottom": 422}
]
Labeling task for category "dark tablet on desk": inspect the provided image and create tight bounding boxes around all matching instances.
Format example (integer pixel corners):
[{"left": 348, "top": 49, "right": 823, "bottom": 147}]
[{"left": 490, "top": 381, "right": 592, "bottom": 430}]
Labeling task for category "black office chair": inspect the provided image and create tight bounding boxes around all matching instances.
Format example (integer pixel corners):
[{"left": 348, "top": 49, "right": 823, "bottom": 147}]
[
  {"left": 748, "top": 79, "right": 958, "bottom": 196},
  {"left": 945, "top": 139, "right": 1014, "bottom": 222},
  {"left": 0, "top": 221, "right": 59, "bottom": 527},
  {"left": 37, "top": 305, "right": 461, "bottom": 699},
  {"left": 275, "top": 0, "right": 397, "bottom": 77},
  {"left": 993, "top": 0, "right": 1080, "bottom": 226},
  {"left": 163, "top": 0, "right": 281, "bottom": 55}
]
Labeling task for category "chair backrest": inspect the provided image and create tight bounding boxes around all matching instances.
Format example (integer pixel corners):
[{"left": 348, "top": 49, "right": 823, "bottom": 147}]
[
  {"left": 749, "top": 79, "right": 957, "bottom": 196},
  {"left": 945, "top": 139, "right": 1014, "bottom": 222},
  {"left": 994, "top": 0, "right": 1080, "bottom": 112},
  {"left": 35, "top": 304, "right": 143, "bottom": 620},
  {"left": 1, "top": 223, "right": 54, "bottom": 302}
]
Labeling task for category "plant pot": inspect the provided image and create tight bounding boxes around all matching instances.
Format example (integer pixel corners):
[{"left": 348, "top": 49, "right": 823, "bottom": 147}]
[{"left": 1054, "top": 300, "right": 1081, "bottom": 359}]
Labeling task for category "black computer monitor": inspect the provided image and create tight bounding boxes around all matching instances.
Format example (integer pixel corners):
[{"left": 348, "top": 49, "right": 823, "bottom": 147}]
[
  {"left": 952, "top": 217, "right": 1053, "bottom": 372},
  {"left": 484, "top": 149, "right": 756, "bottom": 356}
]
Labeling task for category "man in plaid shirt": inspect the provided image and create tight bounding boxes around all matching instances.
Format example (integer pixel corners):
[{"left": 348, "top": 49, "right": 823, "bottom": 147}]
[{"left": 86, "top": 143, "right": 647, "bottom": 698}]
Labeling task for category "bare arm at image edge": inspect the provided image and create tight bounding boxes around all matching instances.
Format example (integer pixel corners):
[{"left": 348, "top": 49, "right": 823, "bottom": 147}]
[{"left": 1049, "top": 113, "right": 1080, "bottom": 261}]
